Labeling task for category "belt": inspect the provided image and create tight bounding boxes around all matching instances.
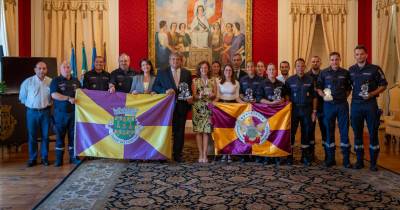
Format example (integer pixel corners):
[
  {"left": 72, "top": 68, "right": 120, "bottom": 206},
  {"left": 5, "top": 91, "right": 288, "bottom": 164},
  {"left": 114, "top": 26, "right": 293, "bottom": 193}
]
[{"left": 27, "top": 106, "right": 50, "bottom": 111}]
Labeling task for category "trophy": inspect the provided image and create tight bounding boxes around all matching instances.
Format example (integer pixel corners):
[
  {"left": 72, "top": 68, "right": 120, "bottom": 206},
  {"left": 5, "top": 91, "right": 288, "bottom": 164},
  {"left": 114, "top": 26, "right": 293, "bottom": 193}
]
[
  {"left": 244, "top": 88, "right": 255, "bottom": 102},
  {"left": 178, "top": 82, "right": 191, "bottom": 100},
  {"left": 359, "top": 80, "right": 369, "bottom": 98},
  {"left": 203, "top": 87, "right": 212, "bottom": 97},
  {"left": 272, "top": 87, "right": 282, "bottom": 101},
  {"left": 323, "top": 85, "right": 333, "bottom": 101}
]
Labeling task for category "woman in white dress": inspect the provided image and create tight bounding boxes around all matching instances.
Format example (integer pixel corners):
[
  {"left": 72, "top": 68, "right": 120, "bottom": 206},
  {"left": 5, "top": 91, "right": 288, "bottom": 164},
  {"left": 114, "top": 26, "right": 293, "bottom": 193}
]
[{"left": 214, "top": 64, "right": 243, "bottom": 162}]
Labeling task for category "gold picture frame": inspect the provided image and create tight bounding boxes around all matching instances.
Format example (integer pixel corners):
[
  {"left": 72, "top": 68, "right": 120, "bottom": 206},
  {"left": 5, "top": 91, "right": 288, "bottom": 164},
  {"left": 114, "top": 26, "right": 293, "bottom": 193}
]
[{"left": 148, "top": 0, "right": 252, "bottom": 71}]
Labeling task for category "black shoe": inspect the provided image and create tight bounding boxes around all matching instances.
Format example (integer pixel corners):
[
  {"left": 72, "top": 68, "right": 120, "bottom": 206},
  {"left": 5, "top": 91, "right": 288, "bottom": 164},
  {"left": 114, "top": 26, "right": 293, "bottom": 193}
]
[
  {"left": 343, "top": 163, "right": 352, "bottom": 169},
  {"left": 324, "top": 160, "right": 336, "bottom": 168},
  {"left": 286, "top": 156, "right": 293, "bottom": 166},
  {"left": 174, "top": 156, "right": 183, "bottom": 163},
  {"left": 54, "top": 160, "right": 63, "bottom": 167},
  {"left": 41, "top": 159, "right": 49, "bottom": 166},
  {"left": 27, "top": 160, "right": 37, "bottom": 167},
  {"left": 370, "top": 165, "right": 378, "bottom": 171},
  {"left": 255, "top": 157, "right": 264, "bottom": 164},
  {"left": 353, "top": 162, "right": 364, "bottom": 169}
]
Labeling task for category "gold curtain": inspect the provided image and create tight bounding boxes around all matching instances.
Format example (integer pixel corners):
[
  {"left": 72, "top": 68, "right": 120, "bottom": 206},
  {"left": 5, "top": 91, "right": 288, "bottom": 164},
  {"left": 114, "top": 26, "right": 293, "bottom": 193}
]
[
  {"left": 377, "top": 0, "right": 395, "bottom": 114},
  {"left": 4, "top": 0, "right": 18, "bottom": 56},
  {"left": 291, "top": 4, "right": 317, "bottom": 69},
  {"left": 43, "top": 0, "right": 109, "bottom": 77},
  {"left": 291, "top": 0, "right": 347, "bottom": 69}
]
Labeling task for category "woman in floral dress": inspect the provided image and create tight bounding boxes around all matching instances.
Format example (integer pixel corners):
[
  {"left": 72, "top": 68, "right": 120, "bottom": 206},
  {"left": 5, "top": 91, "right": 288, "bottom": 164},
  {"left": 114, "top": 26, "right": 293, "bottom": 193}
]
[{"left": 192, "top": 61, "right": 216, "bottom": 163}]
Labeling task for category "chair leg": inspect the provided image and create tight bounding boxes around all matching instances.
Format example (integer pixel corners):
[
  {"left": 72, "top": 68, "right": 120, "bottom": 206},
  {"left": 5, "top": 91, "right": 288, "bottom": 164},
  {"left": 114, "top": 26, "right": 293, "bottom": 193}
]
[{"left": 384, "top": 134, "right": 390, "bottom": 145}]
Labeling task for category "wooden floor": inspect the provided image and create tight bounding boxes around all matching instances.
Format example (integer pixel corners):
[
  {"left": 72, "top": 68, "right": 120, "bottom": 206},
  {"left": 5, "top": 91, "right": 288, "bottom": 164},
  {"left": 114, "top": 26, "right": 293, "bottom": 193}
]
[
  {"left": 0, "top": 143, "right": 76, "bottom": 210},
  {"left": 0, "top": 128, "right": 399, "bottom": 209}
]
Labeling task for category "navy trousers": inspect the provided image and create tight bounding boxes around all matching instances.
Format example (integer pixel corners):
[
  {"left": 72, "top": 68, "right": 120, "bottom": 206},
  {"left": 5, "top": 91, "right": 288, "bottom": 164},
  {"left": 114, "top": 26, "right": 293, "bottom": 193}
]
[
  {"left": 26, "top": 108, "right": 51, "bottom": 161},
  {"left": 54, "top": 111, "right": 75, "bottom": 154}
]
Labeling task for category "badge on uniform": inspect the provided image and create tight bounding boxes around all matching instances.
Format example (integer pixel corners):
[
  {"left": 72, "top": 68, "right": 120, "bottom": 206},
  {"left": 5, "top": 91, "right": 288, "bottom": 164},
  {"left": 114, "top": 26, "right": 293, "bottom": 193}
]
[
  {"left": 359, "top": 80, "right": 369, "bottom": 98},
  {"left": 178, "top": 82, "right": 191, "bottom": 100}
]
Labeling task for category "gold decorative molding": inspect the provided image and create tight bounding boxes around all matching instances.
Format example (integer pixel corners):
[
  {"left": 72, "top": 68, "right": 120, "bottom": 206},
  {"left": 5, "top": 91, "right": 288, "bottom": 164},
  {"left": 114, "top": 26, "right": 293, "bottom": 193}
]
[
  {"left": 376, "top": 0, "right": 398, "bottom": 17},
  {"left": 4, "top": 0, "right": 16, "bottom": 11},
  {"left": 246, "top": 0, "right": 253, "bottom": 64},
  {"left": 43, "top": 0, "right": 108, "bottom": 12},
  {"left": 290, "top": 0, "right": 347, "bottom": 15},
  {"left": 148, "top": 0, "right": 156, "bottom": 72}
]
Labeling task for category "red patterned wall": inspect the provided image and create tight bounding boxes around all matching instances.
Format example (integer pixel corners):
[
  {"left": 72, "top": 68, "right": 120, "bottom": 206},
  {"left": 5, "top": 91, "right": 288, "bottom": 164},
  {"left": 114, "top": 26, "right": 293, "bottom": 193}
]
[
  {"left": 358, "top": 0, "right": 372, "bottom": 62},
  {"left": 119, "top": 0, "right": 148, "bottom": 70},
  {"left": 18, "top": 0, "right": 31, "bottom": 56},
  {"left": 119, "top": 0, "right": 278, "bottom": 69}
]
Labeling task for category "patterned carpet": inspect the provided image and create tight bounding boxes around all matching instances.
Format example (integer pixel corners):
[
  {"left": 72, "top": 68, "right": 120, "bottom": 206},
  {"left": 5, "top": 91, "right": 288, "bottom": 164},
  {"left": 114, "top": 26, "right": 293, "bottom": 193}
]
[{"left": 36, "top": 141, "right": 400, "bottom": 209}]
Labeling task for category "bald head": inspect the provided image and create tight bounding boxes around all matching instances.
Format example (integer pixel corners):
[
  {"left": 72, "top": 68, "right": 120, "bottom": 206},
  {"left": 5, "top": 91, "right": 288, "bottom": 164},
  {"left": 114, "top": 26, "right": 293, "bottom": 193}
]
[
  {"left": 60, "top": 61, "right": 71, "bottom": 79},
  {"left": 119, "top": 53, "right": 131, "bottom": 71}
]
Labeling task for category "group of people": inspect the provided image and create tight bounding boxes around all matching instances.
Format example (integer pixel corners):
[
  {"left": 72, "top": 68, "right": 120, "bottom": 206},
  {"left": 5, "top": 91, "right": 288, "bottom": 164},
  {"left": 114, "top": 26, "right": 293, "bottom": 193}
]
[{"left": 19, "top": 45, "right": 386, "bottom": 172}]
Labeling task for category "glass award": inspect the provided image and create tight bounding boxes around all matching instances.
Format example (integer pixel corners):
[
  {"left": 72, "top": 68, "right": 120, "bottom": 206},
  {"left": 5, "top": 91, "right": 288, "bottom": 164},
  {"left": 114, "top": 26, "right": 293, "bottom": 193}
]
[
  {"left": 244, "top": 88, "right": 255, "bottom": 102},
  {"left": 359, "top": 81, "right": 369, "bottom": 98},
  {"left": 178, "top": 82, "right": 191, "bottom": 100},
  {"left": 203, "top": 87, "right": 211, "bottom": 97},
  {"left": 323, "top": 85, "right": 333, "bottom": 101},
  {"left": 272, "top": 87, "right": 282, "bottom": 101}
]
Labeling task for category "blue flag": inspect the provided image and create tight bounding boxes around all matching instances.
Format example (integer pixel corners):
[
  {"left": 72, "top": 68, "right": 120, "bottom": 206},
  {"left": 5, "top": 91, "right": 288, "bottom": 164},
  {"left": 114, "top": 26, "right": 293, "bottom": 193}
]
[
  {"left": 82, "top": 45, "right": 88, "bottom": 75},
  {"left": 70, "top": 46, "right": 77, "bottom": 78},
  {"left": 91, "top": 45, "right": 97, "bottom": 70}
]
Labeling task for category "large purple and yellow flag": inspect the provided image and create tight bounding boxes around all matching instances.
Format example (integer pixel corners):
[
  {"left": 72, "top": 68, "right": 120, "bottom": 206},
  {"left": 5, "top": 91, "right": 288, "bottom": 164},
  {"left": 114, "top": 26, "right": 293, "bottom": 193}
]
[
  {"left": 74, "top": 89, "right": 174, "bottom": 160},
  {"left": 210, "top": 102, "right": 291, "bottom": 157}
]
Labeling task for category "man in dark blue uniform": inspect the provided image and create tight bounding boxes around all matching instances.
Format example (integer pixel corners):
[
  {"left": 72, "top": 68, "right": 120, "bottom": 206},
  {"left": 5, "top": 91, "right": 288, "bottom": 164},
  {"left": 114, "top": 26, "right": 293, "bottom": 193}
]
[
  {"left": 109, "top": 53, "right": 136, "bottom": 93},
  {"left": 238, "top": 61, "right": 263, "bottom": 163},
  {"left": 317, "top": 52, "right": 352, "bottom": 168},
  {"left": 50, "top": 61, "right": 81, "bottom": 167},
  {"left": 306, "top": 56, "right": 327, "bottom": 161},
  {"left": 349, "top": 45, "right": 387, "bottom": 171},
  {"left": 260, "top": 63, "right": 286, "bottom": 165},
  {"left": 82, "top": 56, "right": 110, "bottom": 91},
  {"left": 285, "top": 58, "right": 317, "bottom": 166},
  {"left": 239, "top": 61, "right": 263, "bottom": 103}
]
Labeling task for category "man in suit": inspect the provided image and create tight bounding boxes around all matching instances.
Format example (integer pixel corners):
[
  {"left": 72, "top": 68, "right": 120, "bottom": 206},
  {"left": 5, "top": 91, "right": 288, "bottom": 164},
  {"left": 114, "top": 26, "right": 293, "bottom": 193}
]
[
  {"left": 232, "top": 53, "right": 247, "bottom": 80},
  {"left": 153, "top": 52, "right": 193, "bottom": 162}
]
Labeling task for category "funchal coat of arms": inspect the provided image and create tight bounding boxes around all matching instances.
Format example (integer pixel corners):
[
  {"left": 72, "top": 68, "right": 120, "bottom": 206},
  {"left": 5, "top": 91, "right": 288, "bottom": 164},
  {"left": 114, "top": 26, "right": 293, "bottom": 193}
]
[
  {"left": 0, "top": 105, "right": 17, "bottom": 141},
  {"left": 106, "top": 107, "right": 143, "bottom": 144},
  {"left": 235, "top": 111, "right": 270, "bottom": 145}
]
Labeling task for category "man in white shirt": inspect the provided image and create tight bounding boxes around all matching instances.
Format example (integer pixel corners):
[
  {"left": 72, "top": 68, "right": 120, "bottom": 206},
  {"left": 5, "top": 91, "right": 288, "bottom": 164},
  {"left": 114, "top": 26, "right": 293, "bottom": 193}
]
[
  {"left": 19, "top": 61, "right": 52, "bottom": 167},
  {"left": 277, "top": 61, "right": 290, "bottom": 83}
]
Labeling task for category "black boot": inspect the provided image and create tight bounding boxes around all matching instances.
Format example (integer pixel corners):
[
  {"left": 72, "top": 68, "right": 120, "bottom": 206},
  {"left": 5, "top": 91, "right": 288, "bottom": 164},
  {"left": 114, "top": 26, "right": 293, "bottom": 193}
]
[
  {"left": 369, "top": 148, "right": 379, "bottom": 171},
  {"left": 323, "top": 144, "right": 328, "bottom": 162},
  {"left": 286, "top": 154, "right": 293, "bottom": 166},
  {"left": 55, "top": 150, "right": 64, "bottom": 167},
  {"left": 342, "top": 147, "right": 352, "bottom": 168},
  {"left": 324, "top": 148, "right": 336, "bottom": 167},
  {"left": 69, "top": 149, "right": 81, "bottom": 165},
  {"left": 354, "top": 150, "right": 364, "bottom": 169},
  {"left": 302, "top": 148, "right": 311, "bottom": 166},
  {"left": 309, "top": 144, "right": 315, "bottom": 162}
]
